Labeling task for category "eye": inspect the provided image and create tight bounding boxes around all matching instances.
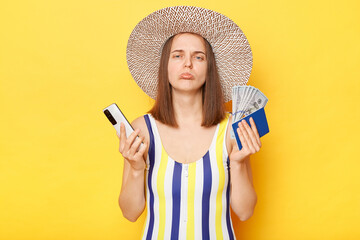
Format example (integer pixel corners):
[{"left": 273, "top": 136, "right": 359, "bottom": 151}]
[
  {"left": 172, "top": 54, "right": 182, "bottom": 59},
  {"left": 194, "top": 55, "right": 205, "bottom": 61}
]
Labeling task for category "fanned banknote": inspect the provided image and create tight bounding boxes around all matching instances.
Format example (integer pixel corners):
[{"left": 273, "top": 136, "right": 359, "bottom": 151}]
[{"left": 231, "top": 86, "right": 268, "bottom": 138}]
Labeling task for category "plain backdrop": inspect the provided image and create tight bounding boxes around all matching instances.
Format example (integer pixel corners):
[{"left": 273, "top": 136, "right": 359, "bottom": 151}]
[{"left": 1, "top": 0, "right": 359, "bottom": 239}]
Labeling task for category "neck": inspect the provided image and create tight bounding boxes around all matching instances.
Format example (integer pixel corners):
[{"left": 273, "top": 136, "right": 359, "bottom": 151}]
[{"left": 172, "top": 89, "right": 203, "bottom": 127}]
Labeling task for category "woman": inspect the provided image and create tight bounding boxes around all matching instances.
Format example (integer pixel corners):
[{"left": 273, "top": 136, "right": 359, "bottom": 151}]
[{"left": 118, "top": 6, "right": 261, "bottom": 239}]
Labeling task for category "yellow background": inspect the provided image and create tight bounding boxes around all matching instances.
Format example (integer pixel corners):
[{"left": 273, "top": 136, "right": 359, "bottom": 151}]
[{"left": 1, "top": 0, "right": 359, "bottom": 239}]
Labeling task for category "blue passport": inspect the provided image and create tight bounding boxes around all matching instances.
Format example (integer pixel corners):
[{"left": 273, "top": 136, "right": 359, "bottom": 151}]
[{"left": 232, "top": 107, "right": 269, "bottom": 150}]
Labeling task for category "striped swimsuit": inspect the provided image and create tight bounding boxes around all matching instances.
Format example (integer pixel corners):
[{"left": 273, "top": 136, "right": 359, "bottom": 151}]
[{"left": 142, "top": 114, "right": 235, "bottom": 240}]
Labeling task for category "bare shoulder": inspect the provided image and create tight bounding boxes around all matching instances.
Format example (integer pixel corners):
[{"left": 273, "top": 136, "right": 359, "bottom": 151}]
[
  {"left": 131, "top": 115, "right": 150, "bottom": 142},
  {"left": 131, "top": 115, "right": 146, "bottom": 128}
]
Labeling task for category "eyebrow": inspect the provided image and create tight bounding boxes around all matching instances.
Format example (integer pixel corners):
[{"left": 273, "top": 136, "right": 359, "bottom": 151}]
[{"left": 171, "top": 49, "right": 206, "bottom": 55}]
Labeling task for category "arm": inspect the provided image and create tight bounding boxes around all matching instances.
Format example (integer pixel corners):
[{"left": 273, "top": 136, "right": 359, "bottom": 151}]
[
  {"left": 229, "top": 157, "right": 257, "bottom": 221},
  {"left": 226, "top": 117, "right": 261, "bottom": 221},
  {"left": 118, "top": 116, "right": 149, "bottom": 222}
]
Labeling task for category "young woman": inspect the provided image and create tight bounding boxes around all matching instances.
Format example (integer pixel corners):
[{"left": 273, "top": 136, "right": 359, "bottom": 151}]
[{"left": 118, "top": 6, "right": 261, "bottom": 239}]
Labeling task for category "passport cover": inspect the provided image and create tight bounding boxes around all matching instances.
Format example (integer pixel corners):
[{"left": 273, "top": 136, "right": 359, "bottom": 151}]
[{"left": 232, "top": 107, "right": 269, "bottom": 150}]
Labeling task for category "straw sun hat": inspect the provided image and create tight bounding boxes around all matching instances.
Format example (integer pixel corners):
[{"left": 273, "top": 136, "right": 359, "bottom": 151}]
[{"left": 126, "top": 6, "right": 253, "bottom": 102}]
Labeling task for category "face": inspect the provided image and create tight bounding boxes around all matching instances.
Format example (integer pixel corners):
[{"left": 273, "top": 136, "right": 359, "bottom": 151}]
[{"left": 167, "top": 33, "right": 207, "bottom": 95}]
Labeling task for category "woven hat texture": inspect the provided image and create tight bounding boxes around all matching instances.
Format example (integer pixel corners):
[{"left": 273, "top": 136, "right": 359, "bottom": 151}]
[{"left": 126, "top": 6, "right": 253, "bottom": 102}]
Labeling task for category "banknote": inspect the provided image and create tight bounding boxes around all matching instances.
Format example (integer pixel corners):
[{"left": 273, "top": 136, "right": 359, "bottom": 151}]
[
  {"left": 236, "top": 87, "right": 245, "bottom": 118},
  {"left": 231, "top": 85, "right": 268, "bottom": 138},
  {"left": 243, "top": 88, "right": 268, "bottom": 116},
  {"left": 231, "top": 86, "right": 249, "bottom": 138}
]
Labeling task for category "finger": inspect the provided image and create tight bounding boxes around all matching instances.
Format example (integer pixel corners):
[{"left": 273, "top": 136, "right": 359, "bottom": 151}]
[
  {"left": 135, "top": 142, "right": 147, "bottom": 158},
  {"left": 119, "top": 123, "right": 126, "bottom": 152},
  {"left": 125, "top": 129, "right": 141, "bottom": 150},
  {"left": 129, "top": 135, "right": 144, "bottom": 156},
  {"left": 239, "top": 121, "right": 256, "bottom": 153},
  {"left": 242, "top": 120, "right": 260, "bottom": 151},
  {"left": 249, "top": 117, "right": 260, "bottom": 138},
  {"left": 249, "top": 117, "right": 261, "bottom": 146},
  {"left": 237, "top": 122, "right": 250, "bottom": 151}
]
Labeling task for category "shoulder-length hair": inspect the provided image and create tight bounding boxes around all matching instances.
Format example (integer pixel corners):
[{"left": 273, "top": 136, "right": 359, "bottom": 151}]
[{"left": 149, "top": 33, "right": 226, "bottom": 127}]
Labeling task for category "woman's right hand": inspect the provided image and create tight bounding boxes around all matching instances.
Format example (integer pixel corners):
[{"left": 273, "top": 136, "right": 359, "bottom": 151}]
[{"left": 119, "top": 123, "right": 147, "bottom": 171}]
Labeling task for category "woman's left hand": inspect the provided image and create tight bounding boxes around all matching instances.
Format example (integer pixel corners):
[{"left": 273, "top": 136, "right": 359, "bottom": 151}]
[{"left": 229, "top": 117, "right": 262, "bottom": 164}]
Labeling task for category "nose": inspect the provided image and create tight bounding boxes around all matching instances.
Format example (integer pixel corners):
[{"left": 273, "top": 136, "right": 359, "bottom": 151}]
[{"left": 184, "top": 55, "right": 193, "bottom": 68}]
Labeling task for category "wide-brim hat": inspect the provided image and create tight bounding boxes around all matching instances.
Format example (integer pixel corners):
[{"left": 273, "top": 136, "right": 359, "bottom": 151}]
[{"left": 126, "top": 6, "right": 252, "bottom": 102}]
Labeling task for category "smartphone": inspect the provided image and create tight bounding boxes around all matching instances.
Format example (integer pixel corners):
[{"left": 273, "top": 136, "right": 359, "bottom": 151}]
[{"left": 103, "top": 103, "right": 134, "bottom": 138}]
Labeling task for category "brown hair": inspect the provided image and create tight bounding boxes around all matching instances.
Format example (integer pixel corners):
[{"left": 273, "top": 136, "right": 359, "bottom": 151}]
[{"left": 149, "top": 33, "right": 226, "bottom": 127}]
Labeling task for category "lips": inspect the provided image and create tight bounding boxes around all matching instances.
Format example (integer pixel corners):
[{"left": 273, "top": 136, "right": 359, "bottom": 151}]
[{"left": 179, "top": 73, "right": 194, "bottom": 79}]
